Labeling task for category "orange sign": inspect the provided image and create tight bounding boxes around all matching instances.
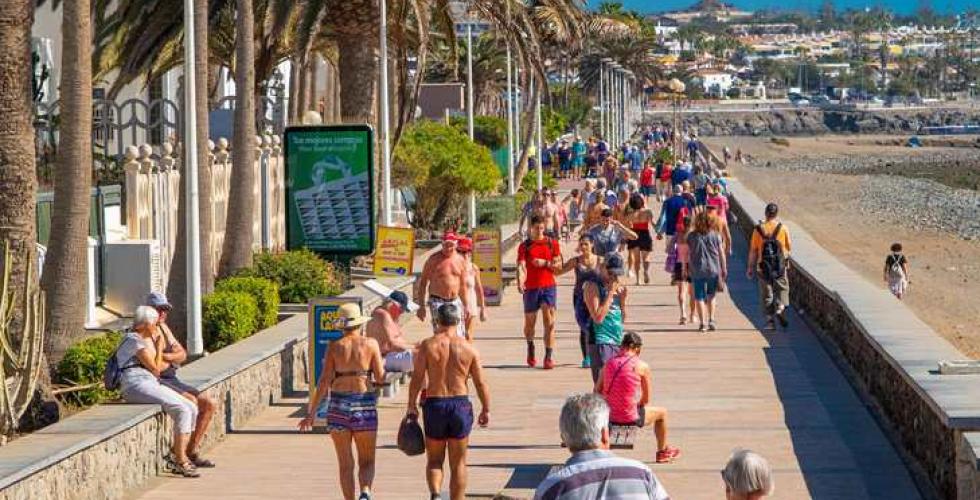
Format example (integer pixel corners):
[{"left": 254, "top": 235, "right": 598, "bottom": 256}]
[{"left": 373, "top": 226, "right": 415, "bottom": 277}]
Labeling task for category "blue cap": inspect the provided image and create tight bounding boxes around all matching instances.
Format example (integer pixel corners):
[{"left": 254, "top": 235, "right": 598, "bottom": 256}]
[
  {"left": 605, "top": 253, "right": 626, "bottom": 276},
  {"left": 146, "top": 291, "right": 172, "bottom": 310},
  {"left": 388, "top": 290, "right": 410, "bottom": 311}
]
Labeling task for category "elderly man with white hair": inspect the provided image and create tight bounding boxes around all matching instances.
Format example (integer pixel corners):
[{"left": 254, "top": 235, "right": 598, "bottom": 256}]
[
  {"left": 722, "top": 449, "right": 774, "bottom": 500},
  {"left": 534, "top": 393, "right": 669, "bottom": 500}
]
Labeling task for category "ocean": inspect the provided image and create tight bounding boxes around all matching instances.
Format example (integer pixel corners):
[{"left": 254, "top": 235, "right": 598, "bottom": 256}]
[{"left": 589, "top": 0, "right": 973, "bottom": 16}]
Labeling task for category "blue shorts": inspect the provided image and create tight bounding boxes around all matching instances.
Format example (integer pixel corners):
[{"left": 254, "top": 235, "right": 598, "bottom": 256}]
[
  {"left": 695, "top": 188, "right": 708, "bottom": 206},
  {"left": 523, "top": 286, "right": 557, "bottom": 313},
  {"left": 423, "top": 396, "right": 474, "bottom": 440},
  {"left": 640, "top": 185, "right": 654, "bottom": 196},
  {"left": 692, "top": 277, "right": 718, "bottom": 301},
  {"left": 326, "top": 391, "right": 378, "bottom": 433}
]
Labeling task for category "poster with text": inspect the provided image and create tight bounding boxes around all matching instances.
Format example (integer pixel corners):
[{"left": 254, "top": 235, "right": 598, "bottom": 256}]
[
  {"left": 285, "top": 125, "right": 375, "bottom": 255},
  {"left": 473, "top": 228, "right": 503, "bottom": 306},
  {"left": 373, "top": 226, "right": 415, "bottom": 277}
]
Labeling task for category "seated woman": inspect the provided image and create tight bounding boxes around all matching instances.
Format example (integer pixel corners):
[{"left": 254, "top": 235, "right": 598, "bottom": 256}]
[
  {"left": 299, "top": 303, "right": 385, "bottom": 500},
  {"left": 117, "top": 306, "right": 200, "bottom": 477},
  {"left": 595, "top": 331, "right": 680, "bottom": 464}
]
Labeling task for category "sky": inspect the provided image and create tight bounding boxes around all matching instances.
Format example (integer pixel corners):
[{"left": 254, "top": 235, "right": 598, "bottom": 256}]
[{"left": 586, "top": 0, "right": 974, "bottom": 16}]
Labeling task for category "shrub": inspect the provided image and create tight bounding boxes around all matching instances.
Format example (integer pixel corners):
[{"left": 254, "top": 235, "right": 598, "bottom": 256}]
[
  {"left": 57, "top": 331, "right": 124, "bottom": 407},
  {"left": 215, "top": 276, "right": 280, "bottom": 330},
  {"left": 240, "top": 249, "right": 344, "bottom": 303},
  {"left": 450, "top": 115, "right": 508, "bottom": 150},
  {"left": 477, "top": 195, "right": 520, "bottom": 228},
  {"left": 394, "top": 120, "right": 502, "bottom": 230},
  {"left": 202, "top": 291, "right": 258, "bottom": 351}
]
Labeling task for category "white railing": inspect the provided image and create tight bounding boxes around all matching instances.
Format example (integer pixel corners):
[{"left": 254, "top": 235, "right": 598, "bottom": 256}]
[{"left": 123, "top": 135, "right": 285, "bottom": 286}]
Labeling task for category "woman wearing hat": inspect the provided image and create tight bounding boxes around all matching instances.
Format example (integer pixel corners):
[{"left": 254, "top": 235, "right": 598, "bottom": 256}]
[{"left": 299, "top": 303, "right": 384, "bottom": 500}]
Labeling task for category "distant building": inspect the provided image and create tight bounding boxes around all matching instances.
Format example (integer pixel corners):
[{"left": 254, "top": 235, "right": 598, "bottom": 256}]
[
  {"left": 662, "top": 0, "right": 752, "bottom": 25},
  {"left": 695, "top": 70, "right": 734, "bottom": 97}
]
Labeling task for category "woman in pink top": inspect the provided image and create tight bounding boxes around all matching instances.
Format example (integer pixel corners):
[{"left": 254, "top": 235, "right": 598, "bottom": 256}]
[
  {"left": 595, "top": 332, "right": 680, "bottom": 463},
  {"left": 706, "top": 183, "right": 730, "bottom": 220}
]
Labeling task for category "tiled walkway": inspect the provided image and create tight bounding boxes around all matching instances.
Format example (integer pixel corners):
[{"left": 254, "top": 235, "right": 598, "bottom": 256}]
[{"left": 130, "top": 231, "right": 921, "bottom": 499}]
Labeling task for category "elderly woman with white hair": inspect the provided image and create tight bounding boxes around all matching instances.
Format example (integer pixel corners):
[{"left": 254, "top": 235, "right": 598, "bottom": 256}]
[
  {"left": 116, "top": 305, "right": 200, "bottom": 477},
  {"left": 722, "top": 449, "right": 774, "bottom": 500}
]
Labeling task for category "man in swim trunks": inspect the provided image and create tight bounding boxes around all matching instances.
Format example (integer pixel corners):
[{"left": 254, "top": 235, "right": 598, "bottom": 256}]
[
  {"left": 416, "top": 232, "right": 470, "bottom": 337},
  {"left": 407, "top": 304, "right": 491, "bottom": 500},
  {"left": 365, "top": 291, "right": 415, "bottom": 372}
]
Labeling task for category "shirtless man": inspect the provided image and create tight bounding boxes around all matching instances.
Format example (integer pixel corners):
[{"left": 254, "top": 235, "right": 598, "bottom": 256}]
[
  {"left": 364, "top": 291, "right": 414, "bottom": 372},
  {"left": 520, "top": 190, "right": 561, "bottom": 238},
  {"left": 416, "top": 233, "right": 470, "bottom": 337},
  {"left": 407, "top": 304, "right": 491, "bottom": 500}
]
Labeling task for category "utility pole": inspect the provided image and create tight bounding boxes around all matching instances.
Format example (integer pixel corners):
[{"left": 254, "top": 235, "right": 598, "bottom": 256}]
[
  {"left": 182, "top": 0, "right": 203, "bottom": 355},
  {"left": 466, "top": 20, "right": 476, "bottom": 229}
]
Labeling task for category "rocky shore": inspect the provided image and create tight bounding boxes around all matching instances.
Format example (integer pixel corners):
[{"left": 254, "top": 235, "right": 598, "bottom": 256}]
[
  {"left": 651, "top": 108, "right": 980, "bottom": 136},
  {"left": 746, "top": 148, "right": 980, "bottom": 241}
]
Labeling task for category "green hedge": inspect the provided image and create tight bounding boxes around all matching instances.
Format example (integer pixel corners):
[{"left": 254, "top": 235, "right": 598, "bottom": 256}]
[
  {"left": 57, "top": 331, "right": 124, "bottom": 407},
  {"left": 240, "top": 249, "right": 344, "bottom": 303},
  {"left": 203, "top": 290, "right": 259, "bottom": 351},
  {"left": 215, "top": 276, "right": 280, "bottom": 330}
]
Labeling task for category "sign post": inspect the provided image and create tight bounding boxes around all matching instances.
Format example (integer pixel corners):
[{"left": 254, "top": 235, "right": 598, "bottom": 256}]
[
  {"left": 373, "top": 226, "right": 415, "bottom": 277},
  {"left": 308, "top": 296, "right": 361, "bottom": 419},
  {"left": 472, "top": 228, "right": 503, "bottom": 306},
  {"left": 284, "top": 125, "right": 376, "bottom": 256}
]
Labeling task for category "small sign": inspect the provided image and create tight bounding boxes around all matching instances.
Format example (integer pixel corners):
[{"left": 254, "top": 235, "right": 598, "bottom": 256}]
[
  {"left": 284, "top": 125, "right": 375, "bottom": 256},
  {"left": 308, "top": 296, "right": 362, "bottom": 418},
  {"left": 472, "top": 228, "right": 503, "bottom": 306},
  {"left": 373, "top": 226, "right": 415, "bottom": 277}
]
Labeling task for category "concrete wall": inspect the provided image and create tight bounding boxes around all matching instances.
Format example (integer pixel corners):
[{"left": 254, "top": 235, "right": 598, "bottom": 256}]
[
  {"left": 0, "top": 277, "right": 413, "bottom": 500},
  {"left": 726, "top": 178, "right": 980, "bottom": 499}
]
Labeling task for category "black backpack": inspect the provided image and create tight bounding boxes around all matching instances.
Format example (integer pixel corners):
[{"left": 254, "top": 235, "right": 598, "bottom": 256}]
[{"left": 756, "top": 223, "right": 785, "bottom": 281}]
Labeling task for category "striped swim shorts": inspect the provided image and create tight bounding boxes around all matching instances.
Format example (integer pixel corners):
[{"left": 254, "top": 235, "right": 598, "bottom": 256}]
[{"left": 326, "top": 391, "right": 378, "bottom": 433}]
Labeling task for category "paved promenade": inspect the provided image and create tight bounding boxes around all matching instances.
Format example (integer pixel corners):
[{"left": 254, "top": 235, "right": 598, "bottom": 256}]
[{"left": 130, "top": 233, "right": 921, "bottom": 499}]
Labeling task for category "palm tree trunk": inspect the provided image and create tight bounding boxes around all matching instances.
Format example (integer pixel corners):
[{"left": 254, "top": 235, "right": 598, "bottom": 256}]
[
  {"left": 309, "top": 57, "right": 319, "bottom": 116},
  {"left": 337, "top": 36, "right": 377, "bottom": 123},
  {"left": 0, "top": 0, "right": 39, "bottom": 338},
  {"left": 296, "top": 60, "right": 309, "bottom": 117},
  {"left": 167, "top": 0, "right": 214, "bottom": 342},
  {"left": 217, "top": 0, "right": 256, "bottom": 278},
  {"left": 40, "top": 0, "right": 93, "bottom": 358}
]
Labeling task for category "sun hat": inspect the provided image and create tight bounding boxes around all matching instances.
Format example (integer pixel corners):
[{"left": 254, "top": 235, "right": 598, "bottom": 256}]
[
  {"left": 605, "top": 253, "right": 626, "bottom": 276},
  {"left": 337, "top": 302, "right": 371, "bottom": 329}
]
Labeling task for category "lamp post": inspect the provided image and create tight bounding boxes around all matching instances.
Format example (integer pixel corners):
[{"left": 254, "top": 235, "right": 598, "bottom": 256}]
[
  {"left": 465, "top": 19, "right": 476, "bottom": 230},
  {"left": 182, "top": 0, "right": 203, "bottom": 355},
  {"left": 609, "top": 63, "right": 621, "bottom": 146},
  {"left": 380, "top": 0, "right": 393, "bottom": 226},
  {"left": 505, "top": 1, "right": 515, "bottom": 195},
  {"left": 600, "top": 58, "right": 612, "bottom": 141},
  {"left": 667, "top": 78, "right": 686, "bottom": 158}
]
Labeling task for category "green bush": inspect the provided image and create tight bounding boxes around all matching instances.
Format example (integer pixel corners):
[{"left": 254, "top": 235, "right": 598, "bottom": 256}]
[
  {"left": 215, "top": 276, "right": 280, "bottom": 330},
  {"left": 57, "top": 331, "right": 124, "bottom": 407},
  {"left": 394, "top": 120, "right": 502, "bottom": 231},
  {"left": 203, "top": 290, "right": 258, "bottom": 351},
  {"left": 240, "top": 249, "right": 344, "bottom": 303},
  {"left": 450, "top": 115, "right": 508, "bottom": 150},
  {"left": 477, "top": 195, "right": 520, "bottom": 228}
]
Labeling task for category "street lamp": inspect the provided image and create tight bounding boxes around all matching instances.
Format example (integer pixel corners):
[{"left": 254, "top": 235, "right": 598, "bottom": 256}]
[
  {"left": 600, "top": 58, "right": 612, "bottom": 141},
  {"left": 667, "top": 78, "right": 686, "bottom": 157},
  {"left": 505, "top": 1, "right": 515, "bottom": 195},
  {"left": 380, "top": 0, "right": 393, "bottom": 226},
  {"left": 182, "top": 0, "right": 203, "bottom": 355}
]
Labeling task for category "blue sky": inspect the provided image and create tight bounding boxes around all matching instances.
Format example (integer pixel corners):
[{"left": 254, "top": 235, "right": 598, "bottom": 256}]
[{"left": 586, "top": 0, "right": 973, "bottom": 16}]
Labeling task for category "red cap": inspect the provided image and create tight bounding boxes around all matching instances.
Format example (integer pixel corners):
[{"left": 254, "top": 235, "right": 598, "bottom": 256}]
[
  {"left": 458, "top": 237, "right": 473, "bottom": 253},
  {"left": 442, "top": 232, "right": 460, "bottom": 243}
]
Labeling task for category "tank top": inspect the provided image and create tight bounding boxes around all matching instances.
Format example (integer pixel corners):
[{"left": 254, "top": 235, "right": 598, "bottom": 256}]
[
  {"left": 579, "top": 275, "right": 622, "bottom": 346},
  {"left": 572, "top": 259, "right": 598, "bottom": 301},
  {"left": 603, "top": 353, "right": 640, "bottom": 424}
]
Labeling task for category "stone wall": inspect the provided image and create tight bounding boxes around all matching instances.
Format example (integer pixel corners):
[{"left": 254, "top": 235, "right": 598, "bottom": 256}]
[
  {"left": 0, "top": 277, "right": 413, "bottom": 500},
  {"left": 727, "top": 178, "right": 980, "bottom": 499}
]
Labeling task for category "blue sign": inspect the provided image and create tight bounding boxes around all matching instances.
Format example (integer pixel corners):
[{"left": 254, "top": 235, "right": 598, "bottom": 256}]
[{"left": 308, "top": 297, "right": 361, "bottom": 418}]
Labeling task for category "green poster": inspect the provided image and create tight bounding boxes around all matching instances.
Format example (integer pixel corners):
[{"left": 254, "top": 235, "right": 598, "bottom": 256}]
[{"left": 284, "top": 125, "right": 375, "bottom": 255}]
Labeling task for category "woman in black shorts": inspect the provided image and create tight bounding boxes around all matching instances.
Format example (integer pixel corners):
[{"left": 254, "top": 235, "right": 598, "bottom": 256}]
[{"left": 625, "top": 193, "right": 656, "bottom": 285}]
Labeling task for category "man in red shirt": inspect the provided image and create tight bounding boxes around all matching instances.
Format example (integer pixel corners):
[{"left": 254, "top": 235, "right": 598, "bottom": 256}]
[
  {"left": 517, "top": 215, "right": 563, "bottom": 369},
  {"left": 640, "top": 162, "right": 655, "bottom": 203}
]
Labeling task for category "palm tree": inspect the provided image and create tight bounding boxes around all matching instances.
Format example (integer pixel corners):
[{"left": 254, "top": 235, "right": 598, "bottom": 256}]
[
  {"left": 0, "top": 0, "right": 39, "bottom": 337},
  {"left": 37, "top": 0, "right": 94, "bottom": 357},
  {"left": 217, "top": 0, "right": 256, "bottom": 277}
]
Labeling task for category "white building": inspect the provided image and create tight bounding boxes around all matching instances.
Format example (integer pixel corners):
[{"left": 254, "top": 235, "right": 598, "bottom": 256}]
[{"left": 697, "top": 71, "right": 734, "bottom": 96}]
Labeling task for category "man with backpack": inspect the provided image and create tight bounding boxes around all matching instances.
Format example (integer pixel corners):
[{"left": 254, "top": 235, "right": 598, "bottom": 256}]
[
  {"left": 517, "top": 215, "right": 563, "bottom": 369},
  {"left": 746, "top": 203, "right": 792, "bottom": 331}
]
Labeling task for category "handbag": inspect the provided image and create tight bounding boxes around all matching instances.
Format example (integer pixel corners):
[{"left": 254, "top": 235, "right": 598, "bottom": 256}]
[
  {"left": 397, "top": 414, "right": 425, "bottom": 456},
  {"left": 664, "top": 241, "right": 678, "bottom": 273}
]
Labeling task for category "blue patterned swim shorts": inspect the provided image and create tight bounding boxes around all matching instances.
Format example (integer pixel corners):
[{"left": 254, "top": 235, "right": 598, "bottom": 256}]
[{"left": 326, "top": 391, "right": 378, "bottom": 433}]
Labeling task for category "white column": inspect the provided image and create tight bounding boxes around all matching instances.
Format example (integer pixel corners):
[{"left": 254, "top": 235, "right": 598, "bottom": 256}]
[
  {"left": 466, "top": 22, "right": 476, "bottom": 230},
  {"left": 183, "top": 0, "right": 203, "bottom": 356},
  {"left": 379, "top": 0, "right": 393, "bottom": 226},
  {"left": 505, "top": 1, "right": 515, "bottom": 195},
  {"left": 514, "top": 62, "right": 521, "bottom": 182},
  {"left": 535, "top": 75, "right": 542, "bottom": 190},
  {"left": 599, "top": 62, "right": 605, "bottom": 140}
]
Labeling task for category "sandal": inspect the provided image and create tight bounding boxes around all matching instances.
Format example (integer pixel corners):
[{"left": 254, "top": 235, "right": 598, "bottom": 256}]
[
  {"left": 656, "top": 446, "right": 681, "bottom": 463},
  {"left": 189, "top": 453, "right": 216, "bottom": 468},
  {"left": 165, "top": 456, "right": 200, "bottom": 478}
]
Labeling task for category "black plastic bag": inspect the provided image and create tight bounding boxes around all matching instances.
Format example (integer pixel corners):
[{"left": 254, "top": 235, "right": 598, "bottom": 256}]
[{"left": 397, "top": 414, "right": 425, "bottom": 456}]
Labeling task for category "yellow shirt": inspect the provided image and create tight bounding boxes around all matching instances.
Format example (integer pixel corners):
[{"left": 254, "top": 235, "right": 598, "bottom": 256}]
[{"left": 749, "top": 220, "right": 791, "bottom": 257}]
